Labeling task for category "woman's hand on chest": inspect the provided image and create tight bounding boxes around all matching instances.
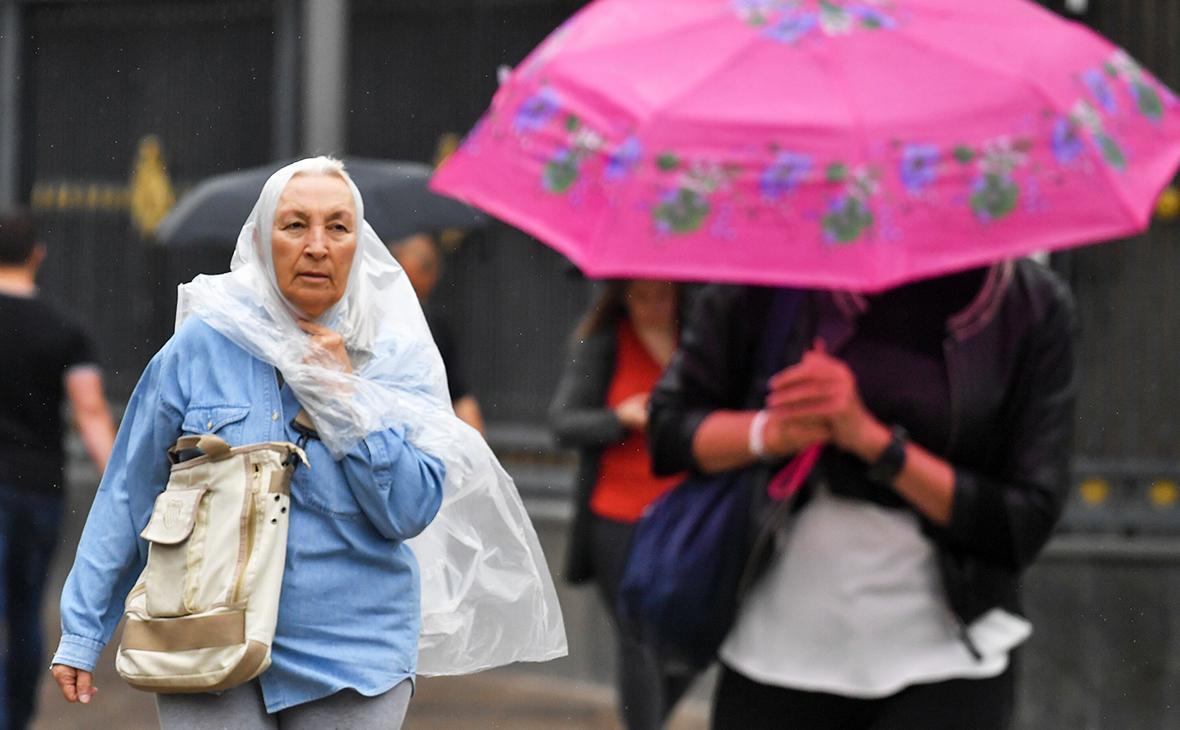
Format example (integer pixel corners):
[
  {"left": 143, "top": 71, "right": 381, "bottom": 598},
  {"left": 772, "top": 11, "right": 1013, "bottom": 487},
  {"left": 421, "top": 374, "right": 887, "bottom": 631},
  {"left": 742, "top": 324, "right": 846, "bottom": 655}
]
[{"left": 297, "top": 320, "right": 352, "bottom": 374}]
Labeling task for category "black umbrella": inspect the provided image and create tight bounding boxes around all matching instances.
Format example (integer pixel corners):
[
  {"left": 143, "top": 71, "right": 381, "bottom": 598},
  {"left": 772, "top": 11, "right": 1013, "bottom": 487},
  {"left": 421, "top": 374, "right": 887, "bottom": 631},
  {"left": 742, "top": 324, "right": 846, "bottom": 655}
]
[{"left": 155, "top": 158, "right": 487, "bottom": 247}]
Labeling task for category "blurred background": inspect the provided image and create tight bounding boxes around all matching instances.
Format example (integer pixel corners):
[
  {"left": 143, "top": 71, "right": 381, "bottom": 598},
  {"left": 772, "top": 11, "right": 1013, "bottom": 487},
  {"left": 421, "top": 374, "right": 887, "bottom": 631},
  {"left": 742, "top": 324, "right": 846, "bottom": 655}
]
[{"left": 1, "top": 0, "right": 1179, "bottom": 727}]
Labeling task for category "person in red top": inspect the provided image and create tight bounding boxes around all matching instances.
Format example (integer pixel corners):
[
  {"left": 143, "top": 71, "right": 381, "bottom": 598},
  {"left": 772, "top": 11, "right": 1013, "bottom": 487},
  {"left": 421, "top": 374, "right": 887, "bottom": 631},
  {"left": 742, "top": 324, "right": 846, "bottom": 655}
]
[{"left": 549, "top": 279, "right": 691, "bottom": 730}]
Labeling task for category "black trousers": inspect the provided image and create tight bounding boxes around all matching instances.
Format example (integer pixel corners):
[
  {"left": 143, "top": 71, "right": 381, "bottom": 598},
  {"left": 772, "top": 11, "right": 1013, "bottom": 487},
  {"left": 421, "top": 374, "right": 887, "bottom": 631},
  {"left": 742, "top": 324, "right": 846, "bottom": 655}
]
[
  {"left": 712, "top": 662, "right": 1015, "bottom": 730},
  {"left": 0, "top": 488, "right": 64, "bottom": 730},
  {"left": 589, "top": 514, "right": 696, "bottom": 730}
]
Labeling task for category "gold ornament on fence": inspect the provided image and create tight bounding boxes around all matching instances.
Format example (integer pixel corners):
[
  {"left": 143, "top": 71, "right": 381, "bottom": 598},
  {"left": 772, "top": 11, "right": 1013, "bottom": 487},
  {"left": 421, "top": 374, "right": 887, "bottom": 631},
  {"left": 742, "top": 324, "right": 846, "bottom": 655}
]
[
  {"left": 129, "top": 135, "right": 176, "bottom": 236},
  {"left": 1155, "top": 185, "right": 1180, "bottom": 222},
  {"left": 30, "top": 134, "right": 178, "bottom": 241}
]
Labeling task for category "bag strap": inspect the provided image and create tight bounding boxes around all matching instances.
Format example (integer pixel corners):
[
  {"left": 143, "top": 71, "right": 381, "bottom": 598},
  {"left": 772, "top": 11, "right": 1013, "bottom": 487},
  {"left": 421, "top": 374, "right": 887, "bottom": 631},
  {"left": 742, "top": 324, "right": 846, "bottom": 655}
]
[
  {"left": 168, "top": 432, "right": 310, "bottom": 469},
  {"left": 749, "top": 288, "right": 807, "bottom": 406},
  {"left": 733, "top": 289, "right": 821, "bottom": 600},
  {"left": 276, "top": 369, "right": 321, "bottom": 452},
  {"left": 758, "top": 289, "right": 824, "bottom": 502},
  {"left": 752, "top": 289, "right": 824, "bottom": 500},
  {"left": 168, "top": 434, "right": 232, "bottom": 463}
]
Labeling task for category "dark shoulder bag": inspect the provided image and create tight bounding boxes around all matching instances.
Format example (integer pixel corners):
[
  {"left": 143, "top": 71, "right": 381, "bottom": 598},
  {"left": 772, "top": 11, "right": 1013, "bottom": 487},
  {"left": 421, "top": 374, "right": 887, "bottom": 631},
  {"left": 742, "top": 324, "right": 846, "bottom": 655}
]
[{"left": 617, "top": 288, "right": 819, "bottom": 670}]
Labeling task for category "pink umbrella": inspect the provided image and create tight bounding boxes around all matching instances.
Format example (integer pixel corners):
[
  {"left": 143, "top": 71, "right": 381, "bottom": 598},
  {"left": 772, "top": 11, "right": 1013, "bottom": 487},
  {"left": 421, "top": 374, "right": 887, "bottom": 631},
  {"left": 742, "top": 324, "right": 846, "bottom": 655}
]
[{"left": 431, "top": 0, "right": 1180, "bottom": 291}]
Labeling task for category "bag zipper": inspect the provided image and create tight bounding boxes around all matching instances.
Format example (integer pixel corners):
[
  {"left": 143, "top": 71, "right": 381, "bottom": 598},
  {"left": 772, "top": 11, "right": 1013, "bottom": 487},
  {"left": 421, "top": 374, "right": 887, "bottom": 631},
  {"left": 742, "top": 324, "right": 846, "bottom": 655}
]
[{"left": 232, "top": 469, "right": 259, "bottom": 604}]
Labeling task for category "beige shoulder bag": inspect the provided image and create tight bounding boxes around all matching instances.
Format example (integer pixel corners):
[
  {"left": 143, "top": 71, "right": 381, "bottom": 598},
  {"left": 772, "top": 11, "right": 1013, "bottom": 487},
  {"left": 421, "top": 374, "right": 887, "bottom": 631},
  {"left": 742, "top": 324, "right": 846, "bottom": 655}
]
[{"left": 115, "top": 433, "right": 308, "bottom": 693}]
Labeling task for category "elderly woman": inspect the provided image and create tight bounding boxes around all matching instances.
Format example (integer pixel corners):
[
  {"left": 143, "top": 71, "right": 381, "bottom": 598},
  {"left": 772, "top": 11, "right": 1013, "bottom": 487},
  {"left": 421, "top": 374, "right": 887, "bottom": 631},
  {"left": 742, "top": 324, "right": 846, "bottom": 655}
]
[{"left": 49, "top": 158, "right": 565, "bottom": 728}]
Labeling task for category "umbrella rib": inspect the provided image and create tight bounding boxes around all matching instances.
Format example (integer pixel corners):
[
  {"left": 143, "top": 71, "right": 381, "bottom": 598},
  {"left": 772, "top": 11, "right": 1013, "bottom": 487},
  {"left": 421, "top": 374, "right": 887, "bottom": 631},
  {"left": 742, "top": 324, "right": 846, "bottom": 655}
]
[
  {"left": 893, "top": 26, "right": 1144, "bottom": 230},
  {"left": 541, "top": 5, "right": 731, "bottom": 82},
  {"left": 813, "top": 40, "right": 894, "bottom": 287},
  {"left": 599, "top": 32, "right": 800, "bottom": 284},
  {"left": 644, "top": 17, "right": 819, "bottom": 131}
]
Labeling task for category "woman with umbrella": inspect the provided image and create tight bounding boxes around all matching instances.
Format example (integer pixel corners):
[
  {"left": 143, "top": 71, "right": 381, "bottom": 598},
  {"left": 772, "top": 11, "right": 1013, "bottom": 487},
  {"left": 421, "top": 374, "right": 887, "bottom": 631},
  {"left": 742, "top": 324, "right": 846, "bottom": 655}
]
[
  {"left": 430, "top": 1, "right": 1176, "bottom": 726},
  {"left": 49, "top": 157, "right": 564, "bottom": 727},
  {"left": 647, "top": 261, "right": 1078, "bottom": 729}
]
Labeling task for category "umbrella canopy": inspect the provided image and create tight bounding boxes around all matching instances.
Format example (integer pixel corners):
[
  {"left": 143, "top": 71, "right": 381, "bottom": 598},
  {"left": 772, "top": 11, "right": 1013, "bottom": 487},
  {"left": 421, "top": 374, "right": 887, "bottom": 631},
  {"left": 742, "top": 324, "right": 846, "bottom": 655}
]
[
  {"left": 431, "top": 0, "right": 1180, "bottom": 291},
  {"left": 157, "top": 158, "right": 487, "bottom": 247}
]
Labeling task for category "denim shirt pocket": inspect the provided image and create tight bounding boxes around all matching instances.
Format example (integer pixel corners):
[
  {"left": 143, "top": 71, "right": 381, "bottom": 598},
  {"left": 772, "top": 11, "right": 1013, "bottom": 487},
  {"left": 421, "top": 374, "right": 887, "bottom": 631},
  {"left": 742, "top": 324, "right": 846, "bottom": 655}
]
[
  {"left": 295, "top": 469, "right": 365, "bottom": 521},
  {"left": 180, "top": 404, "right": 251, "bottom": 446}
]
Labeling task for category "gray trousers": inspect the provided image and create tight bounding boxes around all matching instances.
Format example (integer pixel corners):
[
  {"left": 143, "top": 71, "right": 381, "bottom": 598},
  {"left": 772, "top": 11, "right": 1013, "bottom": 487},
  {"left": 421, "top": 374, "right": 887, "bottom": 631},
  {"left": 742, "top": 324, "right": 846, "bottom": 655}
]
[{"left": 155, "top": 678, "right": 413, "bottom": 730}]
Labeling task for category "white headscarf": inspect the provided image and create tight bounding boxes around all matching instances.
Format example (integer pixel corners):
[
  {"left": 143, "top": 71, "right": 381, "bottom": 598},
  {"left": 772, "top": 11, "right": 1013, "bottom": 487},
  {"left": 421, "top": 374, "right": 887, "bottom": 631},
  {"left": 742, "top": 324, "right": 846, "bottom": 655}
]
[{"left": 175, "top": 157, "right": 566, "bottom": 675}]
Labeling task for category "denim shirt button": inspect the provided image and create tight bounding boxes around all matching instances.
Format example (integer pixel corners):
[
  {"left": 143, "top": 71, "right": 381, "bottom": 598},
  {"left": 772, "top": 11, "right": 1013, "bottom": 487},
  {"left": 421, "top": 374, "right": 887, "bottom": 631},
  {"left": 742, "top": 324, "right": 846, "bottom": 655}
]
[
  {"left": 205, "top": 421, "right": 213, "bottom": 430},
  {"left": 272, "top": 411, "right": 280, "bottom": 421}
]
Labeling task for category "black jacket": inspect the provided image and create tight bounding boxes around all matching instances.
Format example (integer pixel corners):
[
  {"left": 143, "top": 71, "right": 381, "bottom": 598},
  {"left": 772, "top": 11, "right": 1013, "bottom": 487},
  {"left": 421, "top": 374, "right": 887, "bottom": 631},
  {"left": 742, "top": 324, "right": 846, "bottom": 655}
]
[
  {"left": 648, "top": 260, "right": 1079, "bottom": 628},
  {"left": 548, "top": 327, "right": 627, "bottom": 584}
]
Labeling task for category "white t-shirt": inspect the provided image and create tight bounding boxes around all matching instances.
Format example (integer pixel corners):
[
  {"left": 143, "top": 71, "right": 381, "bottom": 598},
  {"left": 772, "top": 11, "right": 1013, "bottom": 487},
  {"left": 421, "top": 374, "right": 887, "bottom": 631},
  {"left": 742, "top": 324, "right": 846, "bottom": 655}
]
[{"left": 720, "top": 485, "right": 1031, "bottom": 698}]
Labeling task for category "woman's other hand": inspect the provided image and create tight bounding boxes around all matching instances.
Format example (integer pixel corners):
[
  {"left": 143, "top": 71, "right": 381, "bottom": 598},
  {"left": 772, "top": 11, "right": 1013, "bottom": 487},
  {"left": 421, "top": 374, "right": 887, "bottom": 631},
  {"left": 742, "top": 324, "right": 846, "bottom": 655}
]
[
  {"left": 298, "top": 319, "right": 353, "bottom": 374},
  {"left": 615, "top": 392, "right": 650, "bottom": 431},
  {"left": 51, "top": 664, "right": 98, "bottom": 704},
  {"left": 765, "top": 341, "right": 889, "bottom": 462}
]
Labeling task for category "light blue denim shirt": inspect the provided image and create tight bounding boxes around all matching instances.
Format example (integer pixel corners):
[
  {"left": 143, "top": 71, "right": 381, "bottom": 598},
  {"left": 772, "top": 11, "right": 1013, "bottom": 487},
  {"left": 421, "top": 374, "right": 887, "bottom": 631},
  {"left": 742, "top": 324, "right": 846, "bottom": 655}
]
[{"left": 52, "top": 317, "right": 445, "bottom": 712}]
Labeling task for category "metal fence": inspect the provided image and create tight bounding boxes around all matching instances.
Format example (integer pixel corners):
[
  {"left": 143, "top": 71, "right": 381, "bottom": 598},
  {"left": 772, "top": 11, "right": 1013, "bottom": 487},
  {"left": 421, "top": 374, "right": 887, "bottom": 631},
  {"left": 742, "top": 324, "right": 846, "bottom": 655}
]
[{"left": 5, "top": 0, "right": 1180, "bottom": 533}]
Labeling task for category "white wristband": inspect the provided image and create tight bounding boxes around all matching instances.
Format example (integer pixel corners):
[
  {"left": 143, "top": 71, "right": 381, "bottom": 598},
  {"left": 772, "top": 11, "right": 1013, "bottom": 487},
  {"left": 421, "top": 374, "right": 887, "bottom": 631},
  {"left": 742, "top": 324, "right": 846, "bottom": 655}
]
[{"left": 749, "top": 410, "right": 770, "bottom": 459}]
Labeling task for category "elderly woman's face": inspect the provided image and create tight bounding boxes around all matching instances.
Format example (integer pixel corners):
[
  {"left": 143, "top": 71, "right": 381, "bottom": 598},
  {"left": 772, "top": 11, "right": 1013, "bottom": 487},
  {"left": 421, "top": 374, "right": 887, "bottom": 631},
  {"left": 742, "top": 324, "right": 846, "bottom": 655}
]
[{"left": 271, "top": 173, "right": 357, "bottom": 319}]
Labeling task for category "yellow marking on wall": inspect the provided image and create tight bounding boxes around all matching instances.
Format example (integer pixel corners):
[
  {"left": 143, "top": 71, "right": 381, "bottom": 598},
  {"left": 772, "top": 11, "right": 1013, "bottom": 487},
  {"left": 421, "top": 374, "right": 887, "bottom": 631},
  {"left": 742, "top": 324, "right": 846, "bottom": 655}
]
[
  {"left": 435, "top": 131, "right": 472, "bottom": 253},
  {"left": 1156, "top": 185, "right": 1180, "bottom": 222},
  {"left": 1079, "top": 478, "right": 1109, "bottom": 506},
  {"left": 434, "top": 131, "right": 461, "bottom": 169},
  {"left": 1148, "top": 479, "right": 1178, "bottom": 508}
]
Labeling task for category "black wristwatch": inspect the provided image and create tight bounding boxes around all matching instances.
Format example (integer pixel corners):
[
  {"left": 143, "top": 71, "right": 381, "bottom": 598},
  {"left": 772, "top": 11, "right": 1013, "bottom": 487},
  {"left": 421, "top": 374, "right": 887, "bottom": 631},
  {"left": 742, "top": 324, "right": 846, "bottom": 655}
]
[{"left": 866, "top": 425, "right": 909, "bottom": 484}]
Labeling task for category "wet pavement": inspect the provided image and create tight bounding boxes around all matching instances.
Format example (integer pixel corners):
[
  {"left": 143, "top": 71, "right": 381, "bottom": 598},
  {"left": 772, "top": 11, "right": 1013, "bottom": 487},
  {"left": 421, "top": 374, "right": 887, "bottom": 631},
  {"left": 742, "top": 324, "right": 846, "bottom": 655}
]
[
  {"left": 31, "top": 635, "right": 709, "bottom": 730},
  {"left": 28, "top": 458, "right": 709, "bottom": 730},
  {"left": 32, "top": 659, "right": 709, "bottom": 730}
]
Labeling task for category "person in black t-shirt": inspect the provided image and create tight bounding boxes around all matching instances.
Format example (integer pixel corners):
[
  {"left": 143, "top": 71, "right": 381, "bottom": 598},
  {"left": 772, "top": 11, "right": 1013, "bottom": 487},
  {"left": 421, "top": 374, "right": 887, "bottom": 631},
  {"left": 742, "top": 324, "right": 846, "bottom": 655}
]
[
  {"left": 0, "top": 207, "right": 115, "bottom": 730},
  {"left": 388, "top": 231, "right": 486, "bottom": 435}
]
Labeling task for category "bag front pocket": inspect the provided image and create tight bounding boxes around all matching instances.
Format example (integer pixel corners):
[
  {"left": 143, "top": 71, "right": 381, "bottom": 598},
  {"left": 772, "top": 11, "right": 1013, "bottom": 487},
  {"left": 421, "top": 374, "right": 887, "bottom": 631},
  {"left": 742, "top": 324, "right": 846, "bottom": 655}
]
[{"left": 141, "top": 487, "right": 208, "bottom": 617}]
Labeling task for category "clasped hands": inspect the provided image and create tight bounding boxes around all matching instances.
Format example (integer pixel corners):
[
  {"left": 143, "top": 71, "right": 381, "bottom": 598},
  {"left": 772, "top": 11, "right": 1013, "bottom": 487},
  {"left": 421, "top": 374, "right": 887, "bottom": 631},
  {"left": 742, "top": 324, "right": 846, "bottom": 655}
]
[{"left": 758, "top": 340, "right": 889, "bottom": 462}]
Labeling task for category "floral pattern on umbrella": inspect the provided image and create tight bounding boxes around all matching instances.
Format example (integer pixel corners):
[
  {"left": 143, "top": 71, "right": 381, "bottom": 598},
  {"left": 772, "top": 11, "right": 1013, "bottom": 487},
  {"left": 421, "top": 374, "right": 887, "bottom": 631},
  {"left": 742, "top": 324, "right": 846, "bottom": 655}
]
[
  {"left": 760, "top": 152, "right": 814, "bottom": 199},
  {"left": 823, "top": 165, "right": 879, "bottom": 243},
  {"left": 504, "top": 81, "right": 1143, "bottom": 240},
  {"left": 1106, "top": 50, "right": 1166, "bottom": 121},
  {"left": 965, "top": 138, "right": 1029, "bottom": 223},
  {"left": 1070, "top": 100, "right": 1126, "bottom": 170},
  {"left": 543, "top": 116, "right": 606, "bottom": 194},
  {"left": 734, "top": 0, "right": 900, "bottom": 43},
  {"left": 899, "top": 144, "right": 940, "bottom": 193},
  {"left": 652, "top": 157, "right": 741, "bottom": 234}
]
